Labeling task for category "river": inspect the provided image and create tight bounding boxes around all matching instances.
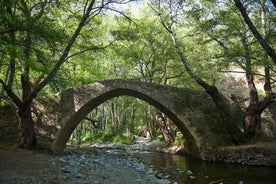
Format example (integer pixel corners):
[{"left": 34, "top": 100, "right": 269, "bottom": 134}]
[
  {"left": 87, "top": 142, "right": 276, "bottom": 184},
  {"left": 134, "top": 152, "right": 276, "bottom": 184}
]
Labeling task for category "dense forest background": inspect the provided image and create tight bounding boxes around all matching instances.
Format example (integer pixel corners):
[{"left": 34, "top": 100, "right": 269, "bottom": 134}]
[{"left": 0, "top": 0, "right": 275, "bottom": 149}]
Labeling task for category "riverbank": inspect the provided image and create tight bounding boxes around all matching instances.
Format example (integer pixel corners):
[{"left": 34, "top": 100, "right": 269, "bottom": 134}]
[
  {"left": 81, "top": 139, "right": 276, "bottom": 167},
  {"left": 0, "top": 147, "right": 171, "bottom": 184},
  {"left": 203, "top": 140, "right": 276, "bottom": 167},
  {"left": 1, "top": 140, "right": 276, "bottom": 184},
  {"left": 125, "top": 139, "right": 276, "bottom": 167}
]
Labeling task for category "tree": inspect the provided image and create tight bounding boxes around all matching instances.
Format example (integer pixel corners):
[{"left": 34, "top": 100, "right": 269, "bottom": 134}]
[
  {"left": 110, "top": 12, "right": 184, "bottom": 84},
  {"left": 233, "top": 0, "right": 276, "bottom": 64},
  {"left": 110, "top": 10, "right": 180, "bottom": 143},
  {"left": 150, "top": 0, "right": 244, "bottom": 144},
  {"left": 0, "top": 0, "right": 132, "bottom": 149},
  {"left": 150, "top": 0, "right": 275, "bottom": 142},
  {"left": 194, "top": 0, "right": 276, "bottom": 140}
]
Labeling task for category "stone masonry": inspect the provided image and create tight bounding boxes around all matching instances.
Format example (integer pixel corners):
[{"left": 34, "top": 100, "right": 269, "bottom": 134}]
[{"left": 52, "top": 79, "right": 224, "bottom": 159}]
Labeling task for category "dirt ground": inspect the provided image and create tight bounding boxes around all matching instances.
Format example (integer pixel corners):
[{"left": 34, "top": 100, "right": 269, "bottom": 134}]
[{"left": 0, "top": 149, "right": 62, "bottom": 184}]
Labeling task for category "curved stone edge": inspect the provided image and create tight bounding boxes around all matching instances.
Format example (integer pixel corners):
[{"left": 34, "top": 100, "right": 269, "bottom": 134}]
[{"left": 52, "top": 79, "right": 220, "bottom": 159}]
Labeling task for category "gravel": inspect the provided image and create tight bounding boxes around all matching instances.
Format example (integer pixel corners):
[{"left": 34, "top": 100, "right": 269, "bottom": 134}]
[{"left": 0, "top": 146, "right": 172, "bottom": 184}]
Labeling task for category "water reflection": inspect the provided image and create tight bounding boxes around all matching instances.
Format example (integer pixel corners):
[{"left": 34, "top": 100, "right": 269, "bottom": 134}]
[{"left": 134, "top": 152, "right": 276, "bottom": 184}]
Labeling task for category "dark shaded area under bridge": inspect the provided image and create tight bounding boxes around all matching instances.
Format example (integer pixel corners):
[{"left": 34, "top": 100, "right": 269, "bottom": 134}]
[{"left": 52, "top": 79, "right": 234, "bottom": 159}]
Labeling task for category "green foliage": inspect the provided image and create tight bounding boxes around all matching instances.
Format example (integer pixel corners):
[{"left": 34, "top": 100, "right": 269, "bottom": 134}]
[
  {"left": 76, "top": 128, "right": 133, "bottom": 145},
  {"left": 109, "top": 9, "right": 186, "bottom": 85},
  {"left": 1, "top": 0, "right": 274, "bottom": 147},
  {"left": 0, "top": 0, "right": 70, "bottom": 98},
  {"left": 0, "top": 143, "right": 18, "bottom": 151},
  {"left": 35, "top": 143, "right": 52, "bottom": 153},
  {"left": 157, "top": 135, "right": 164, "bottom": 142},
  {"left": 176, "top": 134, "right": 184, "bottom": 141},
  {"left": 113, "top": 135, "right": 132, "bottom": 145},
  {"left": 0, "top": 100, "right": 9, "bottom": 107}
]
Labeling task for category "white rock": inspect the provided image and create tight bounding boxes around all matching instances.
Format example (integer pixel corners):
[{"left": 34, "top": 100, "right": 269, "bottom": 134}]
[
  {"left": 186, "top": 169, "right": 192, "bottom": 175},
  {"left": 189, "top": 175, "right": 196, "bottom": 179}
]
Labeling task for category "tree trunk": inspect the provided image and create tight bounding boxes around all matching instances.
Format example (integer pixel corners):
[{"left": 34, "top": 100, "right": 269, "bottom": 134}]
[
  {"left": 156, "top": 111, "right": 174, "bottom": 144},
  {"left": 163, "top": 25, "right": 243, "bottom": 144},
  {"left": 17, "top": 104, "right": 37, "bottom": 149},
  {"left": 121, "top": 98, "right": 127, "bottom": 129},
  {"left": 128, "top": 103, "right": 136, "bottom": 138},
  {"left": 241, "top": 32, "right": 263, "bottom": 141},
  {"left": 233, "top": 0, "right": 276, "bottom": 65},
  {"left": 244, "top": 106, "right": 262, "bottom": 140},
  {"left": 146, "top": 105, "right": 156, "bottom": 138},
  {"left": 111, "top": 102, "right": 116, "bottom": 127},
  {"left": 207, "top": 87, "right": 243, "bottom": 144}
]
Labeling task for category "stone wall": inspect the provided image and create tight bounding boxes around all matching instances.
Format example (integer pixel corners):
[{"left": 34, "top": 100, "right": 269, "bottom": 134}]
[
  {"left": 261, "top": 102, "right": 276, "bottom": 139},
  {"left": 0, "top": 105, "right": 18, "bottom": 144},
  {"left": 203, "top": 143, "right": 276, "bottom": 167},
  {"left": 0, "top": 97, "right": 61, "bottom": 146}
]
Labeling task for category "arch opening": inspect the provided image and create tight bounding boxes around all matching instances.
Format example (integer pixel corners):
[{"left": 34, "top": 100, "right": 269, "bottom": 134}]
[
  {"left": 52, "top": 88, "right": 201, "bottom": 158},
  {"left": 69, "top": 96, "right": 170, "bottom": 146}
]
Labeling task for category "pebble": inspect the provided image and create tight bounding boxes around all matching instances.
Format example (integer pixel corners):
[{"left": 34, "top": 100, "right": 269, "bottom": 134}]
[
  {"left": 176, "top": 169, "right": 184, "bottom": 174},
  {"left": 186, "top": 169, "right": 193, "bottom": 175},
  {"left": 189, "top": 175, "right": 196, "bottom": 179},
  {"left": 53, "top": 146, "right": 172, "bottom": 184}
]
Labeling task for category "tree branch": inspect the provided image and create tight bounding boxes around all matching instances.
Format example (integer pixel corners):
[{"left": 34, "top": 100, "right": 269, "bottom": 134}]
[
  {"left": 84, "top": 117, "right": 98, "bottom": 129},
  {"left": 102, "top": 6, "right": 136, "bottom": 24},
  {"left": 27, "top": 0, "right": 97, "bottom": 104},
  {"left": 219, "top": 70, "right": 276, "bottom": 83},
  {"left": 0, "top": 78, "right": 22, "bottom": 106},
  {"left": 258, "top": 92, "right": 276, "bottom": 112},
  {"left": 66, "top": 39, "right": 118, "bottom": 61},
  {"left": 271, "top": 0, "right": 276, "bottom": 9},
  {"left": 233, "top": 0, "right": 276, "bottom": 65},
  {"left": 207, "top": 32, "right": 246, "bottom": 70}
]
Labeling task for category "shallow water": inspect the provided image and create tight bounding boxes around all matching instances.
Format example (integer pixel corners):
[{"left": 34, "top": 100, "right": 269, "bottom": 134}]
[{"left": 134, "top": 152, "right": 276, "bottom": 184}]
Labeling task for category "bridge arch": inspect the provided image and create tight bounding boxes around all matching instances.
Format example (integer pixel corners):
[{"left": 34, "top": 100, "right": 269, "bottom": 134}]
[{"left": 52, "top": 79, "right": 220, "bottom": 159}]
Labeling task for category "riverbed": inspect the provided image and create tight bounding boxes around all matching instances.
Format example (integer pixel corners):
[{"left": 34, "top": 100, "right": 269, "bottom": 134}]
[
  {"left": 1, "top": 141, "right": 275, "bottom": 184},
  {"left": 86, "top": 142, "right": 276, "bottom": 184}
]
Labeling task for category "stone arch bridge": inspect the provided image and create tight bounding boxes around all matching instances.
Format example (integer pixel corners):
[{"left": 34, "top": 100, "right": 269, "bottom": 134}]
[{"left": 52, "top": 79, "right": 223, "bottom": 159}]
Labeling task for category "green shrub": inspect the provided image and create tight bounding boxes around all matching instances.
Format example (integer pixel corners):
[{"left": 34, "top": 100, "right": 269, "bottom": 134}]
[
  {"left": 157, "top": 135, "right": 164, "bottom": 141},
  {"left": 176, "top": 134, "right": 184, "bottom": 140}
]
